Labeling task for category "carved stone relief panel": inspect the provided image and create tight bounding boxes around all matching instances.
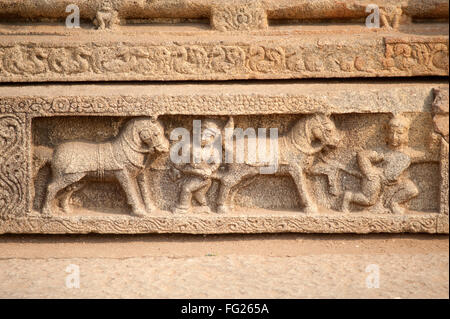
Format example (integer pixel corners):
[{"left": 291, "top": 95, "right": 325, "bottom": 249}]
[{"left": 0, "top": 82, "right": 447, "bottom": 234}]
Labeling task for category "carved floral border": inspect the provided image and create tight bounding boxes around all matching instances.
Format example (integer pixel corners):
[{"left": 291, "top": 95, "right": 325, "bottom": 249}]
[{"left": 0, "top": 37, "right": 447, "bottom": 82}]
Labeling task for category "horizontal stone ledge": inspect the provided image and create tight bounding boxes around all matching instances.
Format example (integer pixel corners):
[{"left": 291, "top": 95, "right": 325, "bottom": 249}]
[
  {"left": 0, "top": 32, "right": 448, "bottom": 82},
  {"left": 0, "top": 81, "right": 446, "bottom": 115},
  {"left": 0, "top": 212, "right": 445, "bottom": 234},
  {"left": 0, "top": 0, "right": 447, "bottom": 21}
]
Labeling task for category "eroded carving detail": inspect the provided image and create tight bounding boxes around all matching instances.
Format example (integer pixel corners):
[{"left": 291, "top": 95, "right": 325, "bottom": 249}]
[
  {"left": 384, "top": 38, "right": 449, "bottom": 72},
  {"left": 93, "top": 0, "right": 120, "bottom": 30},
  {"left": 211, "top": 1, "right": 268, "bottom": 31}
]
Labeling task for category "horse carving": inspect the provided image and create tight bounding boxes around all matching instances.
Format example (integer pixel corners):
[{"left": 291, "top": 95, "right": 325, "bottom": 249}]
[
  {"left": 37, "top": 117, "right": 169, "bottom": 217},
  {"left": 215, "top": 114, "right": 342, "bottom": 214}
]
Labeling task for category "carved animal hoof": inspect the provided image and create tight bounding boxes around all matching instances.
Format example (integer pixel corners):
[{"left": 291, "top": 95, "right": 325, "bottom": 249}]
[
  {"left": 61, "top": 204, "right": 72, "bottom": 214},
  {"left": 341, "top": 192, "right": 352, "bottom": 213},
  {"left": 303, "top": 205, "right": 318, "bottom": 215},
  {"left": 197, "top": 205, "right": 212, "bottom": 214},
  {"left": 329, "top": 185, "right": 341, "bottom": 197},
  {"left": 216, "top": 205, "right": 230, "bottom": 214},
  {"left": 173, "top": 206, "right": 189, "bottom": 215},
  {"left": 42, "top": 206, "right": 53, "bottom": 217},
  {"left": 145, "top": 204, "right": 157, "bottom": 214},
  {"left": 131, "top": 208, "right": 147, "bottom": 217},
  {"left": 390, "top": 203, "right": 406, "bottom": 215}
]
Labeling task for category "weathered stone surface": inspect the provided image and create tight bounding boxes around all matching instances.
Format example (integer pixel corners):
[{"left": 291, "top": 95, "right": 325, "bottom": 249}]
[
  {"left": 0, "top": 82, "right": 448, "bottom": 234},
  {"left": 0, "top": 1, "right": 448, "bottom": 235},
  {"left": 1, "top": 0, "right": 448, "bottom": 21},
  {"left": 439, "top": 139, "right": 449, "bottom": 215}
]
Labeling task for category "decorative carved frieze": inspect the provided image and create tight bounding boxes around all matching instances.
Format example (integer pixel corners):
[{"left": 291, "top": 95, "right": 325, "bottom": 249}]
[
  {"left": 0, "top": 36, "right": 447, "bottom": 82},
  {"left": 0, "top": 82, "right": 447, "bottom": 234}
]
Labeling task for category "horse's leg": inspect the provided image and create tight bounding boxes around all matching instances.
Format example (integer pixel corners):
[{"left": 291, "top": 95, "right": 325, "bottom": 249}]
[
  {"left": 216, "top": 166, "right": 250, "bottom": 214},
  {"left": 115, "top": 169, "right": 147, "bottom": 217},
  {"left": 216, "top": 175, "right": 235, "bottom": 214},
  {"left": 60, "top": 181, "right": 86, "bottom": 214},
  {"left": 137, "top": 169, "right": 156, "bottom": 214},
  {"left": 42, "top": 173, "right": 85, "bottom": 216},
  {"left": 288, "top": 164, "right": 318, "bottom": 214}
]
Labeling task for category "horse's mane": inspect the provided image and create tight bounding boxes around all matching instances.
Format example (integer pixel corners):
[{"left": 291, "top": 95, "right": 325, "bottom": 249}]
[
  {"left": 118, "top": 116, "right": 156, "bottom": 142},
  {"left": 116, "top": 117, "right": 157, "bottom": 166},
  {"left": 288, "top": 114, "right": 325, "bottom": 155}
]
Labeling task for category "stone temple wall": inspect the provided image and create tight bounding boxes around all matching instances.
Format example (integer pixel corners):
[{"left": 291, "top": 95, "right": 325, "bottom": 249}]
[{"left": 0, "top": 0, "right": 448, "bottom": 234}]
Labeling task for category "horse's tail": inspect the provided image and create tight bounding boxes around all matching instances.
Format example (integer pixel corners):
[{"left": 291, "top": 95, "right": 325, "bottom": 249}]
[{"left": 32, "top": 145, "right": 53, "bottom": 177}]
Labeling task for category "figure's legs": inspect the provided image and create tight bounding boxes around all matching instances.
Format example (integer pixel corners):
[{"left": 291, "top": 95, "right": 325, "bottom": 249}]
[
  {"left": 115, "top": 169, "right": 147, "bottom": 217},
  {"left": 42, "top": 173, "right": 85, "bottom": 216},
  {"left": 137, "top": 169, "right": 156, "bottom": 214},
  {"left": 174, "top": 177, "right": 205, "bottom": 214},
  {"left": 193, "top": 179, "right": 212, "bottom": 213},
  {"left": 388, "top": 179, "right": 419, "bottom": 214},
  {"left": 341, "top": 176, "right": 382, "bottom": 213},
  {"left": 96, "top": 13, "right": 106, "bottom": 29}
]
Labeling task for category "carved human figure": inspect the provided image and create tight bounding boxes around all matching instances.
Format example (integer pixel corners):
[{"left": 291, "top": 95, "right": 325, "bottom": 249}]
[
  {"left": 37, "top": 117, "right": 169, "bottom": 217},
  {"left": 171, "top": 119, "right": 223, "bottom": 214},
  {"left": 341, "top": 114, "right": 419, "bottom": 214},
  {"left": 380, "top": 6, "right": 403, "bottom": 30},
  {"left": 94, "top": 1, "right": 119, "bottom": 30}
]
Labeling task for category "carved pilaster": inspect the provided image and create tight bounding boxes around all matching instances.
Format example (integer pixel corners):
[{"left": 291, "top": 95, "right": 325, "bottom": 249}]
[
  {"left": 433, "top": 88, "right": 449, "bottom": 215},
  {"left": 0, "top": 114, "right": 28, "bottom": 219}
]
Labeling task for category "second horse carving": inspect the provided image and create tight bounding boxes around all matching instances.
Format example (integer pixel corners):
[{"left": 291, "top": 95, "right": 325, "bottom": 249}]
[{"left": 215, "top": 114, "right": 342, "bottom": 214}]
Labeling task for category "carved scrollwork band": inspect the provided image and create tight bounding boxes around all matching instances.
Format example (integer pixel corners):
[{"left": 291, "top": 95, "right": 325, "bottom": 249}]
[
  {"left": 0, "top": 214, "right": 442, "bottom": 235},
  {"left": 0, "top": 36, "right": 447, "bottom": 82}
]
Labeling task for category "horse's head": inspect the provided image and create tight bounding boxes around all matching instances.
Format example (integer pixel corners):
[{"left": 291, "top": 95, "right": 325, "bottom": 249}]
[
  {"left": 129, "top": 116, "right": 170, "bottom": 154},
  {"left": 309, "top": 114, "right": 342, "bottom": 149},
  {"left": 290, "top": 114, "right": 341, "bottom": 155},
  {"left": 142, "top": 117, "right": 170, "bottom": 153}
]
